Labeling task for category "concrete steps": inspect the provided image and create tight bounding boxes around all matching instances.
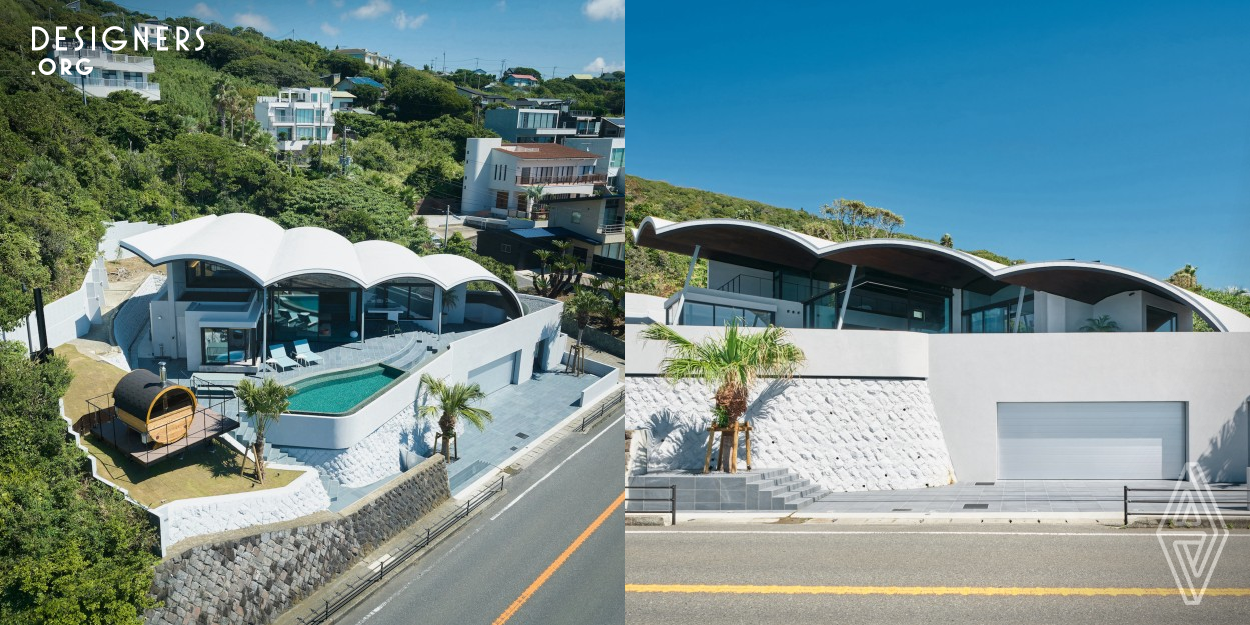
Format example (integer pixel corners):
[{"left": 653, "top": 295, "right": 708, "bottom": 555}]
[{"left": 628, "top": 467, "right": 830, "bottom": 512}]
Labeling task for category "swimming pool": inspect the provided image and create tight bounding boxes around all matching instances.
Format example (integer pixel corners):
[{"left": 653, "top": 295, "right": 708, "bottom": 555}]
[{"left": 287, "top": 364, "right": 405, "bottom": 414}]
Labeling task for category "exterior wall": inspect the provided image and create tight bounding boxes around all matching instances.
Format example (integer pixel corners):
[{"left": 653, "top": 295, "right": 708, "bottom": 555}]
[
  {"left": 563, "top": 137, "right": 625, "bottom": 184},
  {"left": 263, "top": 298, "right": 565, "bottom": 449},
  {"left": 99, "top": 220, "right": 159, "bottom": 259},
  {"left": 627, "top": 377, "right": 956, "bottom": 492},
  {"left": 462, "top": 137, "right": 502, "bottom": 215},
  {"left": 146, "top": 457, "right": 449, "bottom": 625},
  {"left": 52, "top": 48, "right": 160, "bottom": 100},
  {"left": 255, "top": 88, "right": 335, "bottom": 151},
  {"left": 665, "top": 286, "right": 805, "bottom": 328},
  {"left": 1, "top": 257, "right": 107, "bottom": 350},
  {"left": 626, "top": 325, "right": 929, "bottom": 379},
  {"left": 927, "top": 332, "right": 1250, "bottom": 483}
]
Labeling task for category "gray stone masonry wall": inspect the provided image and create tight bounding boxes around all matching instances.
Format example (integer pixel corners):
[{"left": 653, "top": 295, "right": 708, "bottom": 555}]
[{"left": 146, "top": 456, "right": 450, "bottom": 625}]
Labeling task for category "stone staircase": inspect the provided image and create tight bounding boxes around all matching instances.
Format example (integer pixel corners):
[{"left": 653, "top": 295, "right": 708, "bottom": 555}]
[
  {"left": 627, "top": 467, "right": 829, "bottom": 512},
  {"left": 230, "top": 422, "right": 345, "bottom": 505}
]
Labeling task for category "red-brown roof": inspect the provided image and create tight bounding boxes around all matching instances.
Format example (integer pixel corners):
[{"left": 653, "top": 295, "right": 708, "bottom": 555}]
[
  {"left": 494, "top": 144, "right": 600, "bottom": 160},
  {"left": 508, "top": 74, "right": 538, "bottom": 81}
]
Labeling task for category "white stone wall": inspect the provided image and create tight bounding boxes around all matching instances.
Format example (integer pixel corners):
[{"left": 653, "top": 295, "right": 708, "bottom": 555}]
[
  {"left": 152, "top": 469, "right": 330, "bottom": 553},
  {"left": 627, "top": 377, "right": 957, "bottom": 492}
]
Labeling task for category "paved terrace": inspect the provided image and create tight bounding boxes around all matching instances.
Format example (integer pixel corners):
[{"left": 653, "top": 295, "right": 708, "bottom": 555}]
[
  {"left": 447, "top": 370, "right": 604, "bottom": 495},
  {"left": 803, "top": 480, "right": 1250, "bottom": 515}
]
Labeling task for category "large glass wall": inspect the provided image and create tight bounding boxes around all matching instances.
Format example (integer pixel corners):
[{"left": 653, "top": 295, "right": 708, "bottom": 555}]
[
  {"left": 803, "top": 270, "right": 952, "bottom": 333},
  {"left": 680, "top": 301, "right": 773, "bottom": 327},
  {"left": 774, "top": 268, "right": 828, "bottom": 303},
  {"left": 962, "top": 285, "right": 1033, "bottom": 333},
  {"left": 269, "top": 274, "right": 362, "bottom": 344},
  {"left": 1146, "top": 306, "right": 1178, "bottom": 332},
  {"left": 185, "top": 260, "right": 256, "bottom": 289},
  {"left": 364, "top": 280, "right": 436, "bottom": 321}
]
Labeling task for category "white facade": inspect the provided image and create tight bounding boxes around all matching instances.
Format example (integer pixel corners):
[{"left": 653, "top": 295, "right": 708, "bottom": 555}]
[
  {"left": 462, "top": 138, "right": 603, "bottom": 218},
  {"left": 337, "top": 48, "right": 395, "bottom": 70},
  {"left": 254, "top": 88, "right": 336, "bottom": 151},
  {"left": 564, "top": 137, "right": 626, "bottom": 188},
  {"left": 52, "top": 47, "right": 160, "bottom": 101}
]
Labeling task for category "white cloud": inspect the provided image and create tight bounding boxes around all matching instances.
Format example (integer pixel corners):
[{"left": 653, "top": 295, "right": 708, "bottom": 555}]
[
  {"left": 191, "top": 2, "right": 218, "bottom": 19},
  {"left": 583, "top": 0, "right": 623, "bottom": 21},
  {"left": 321, "top": 22, "right": 341, "bottom": 36},
  {"left": 583, "top": 57, "right": 624, "bottom": 73},
  {"left": 393, "top": 10, "right": 428, "bottom": 30},
  {"left": 348, "top": 0, "right": 392, "bottom": 19},
  {"left": 233, "top": 12, "right": 273, "bottom": 32}
]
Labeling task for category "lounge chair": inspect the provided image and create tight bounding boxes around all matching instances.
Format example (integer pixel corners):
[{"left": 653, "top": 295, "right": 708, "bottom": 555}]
[
  {"left": 292, "top": 339, "right": 324, "bottom": 366},
  {"left": 268, "top": 344, "right": 300, "bottom": 371}
]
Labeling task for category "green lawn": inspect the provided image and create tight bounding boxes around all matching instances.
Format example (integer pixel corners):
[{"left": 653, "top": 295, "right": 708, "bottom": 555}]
[{"left": 58, "top": 345, "right": 301, "bottom": 507}]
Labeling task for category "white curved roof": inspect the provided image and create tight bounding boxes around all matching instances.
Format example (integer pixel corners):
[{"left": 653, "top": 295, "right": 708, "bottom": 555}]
[
  {"left": 120, "top": 213, "right": 519, "bottom": 296},
  {"left": 637, "top": 216, "right": 1250, "bottom": 333}
]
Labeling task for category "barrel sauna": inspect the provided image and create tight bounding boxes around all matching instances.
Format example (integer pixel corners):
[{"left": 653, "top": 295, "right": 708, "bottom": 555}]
[{"left": 113, "top": 369, "right": 197, "bottom": 445}]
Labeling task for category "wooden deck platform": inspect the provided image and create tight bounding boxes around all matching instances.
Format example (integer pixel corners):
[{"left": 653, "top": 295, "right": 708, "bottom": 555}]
[{"left": 91, "top": 407, "right": 239, "bottom": 467}]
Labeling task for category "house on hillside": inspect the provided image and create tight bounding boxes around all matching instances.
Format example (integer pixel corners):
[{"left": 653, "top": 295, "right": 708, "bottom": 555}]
[
  {"left": 254, "top": 87, "right": 336, "bottom": 151},
  {"left": 335, "top": 48, "right": 396, "bottom": 71},
  {"left": 569, "top": 73, "right": 595, "bottom": 80},
  {"left": 330, "top": 90, "right": 356, "bottom": 112},
  {"left": 50, "top": 45, "right": 160, "bottom": 101},
  {"left": 503, "top": 73, "right": 539, "bottom": 88},
  {"left": 334, "top": 76, "right": 388, "bottom": 100},
  {"left": 626, "top": 217, "right": 1250, "bottom": 496},
  {"left": 455, "top": 85, "right": 509, "bottom": 106}
]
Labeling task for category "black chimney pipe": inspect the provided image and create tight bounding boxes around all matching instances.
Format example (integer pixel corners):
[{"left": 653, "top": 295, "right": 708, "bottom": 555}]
[{"left": 31, "top": 287, "right": 51, "bottom": 363}]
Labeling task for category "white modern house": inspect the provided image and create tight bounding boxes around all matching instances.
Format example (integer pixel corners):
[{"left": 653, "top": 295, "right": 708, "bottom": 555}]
[
  {"left": 462, "top": 138, "right": 604, "bottom": 219},
  {"left": 254, "top": 88, "right": 336, "bottom": 151},
  {"left": 336, "top": 48, "right": 396, "bottom": 71},
  {"left": 50, "top": 46, "right": 160, "bottom": 101},
  {"left": 627, "top": 217, "right": 1250, "bottom": 492}
]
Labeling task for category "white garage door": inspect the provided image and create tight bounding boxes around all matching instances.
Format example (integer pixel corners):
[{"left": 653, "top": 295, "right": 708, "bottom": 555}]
[
  {"left": 997, "top": 402, "right": 1185, "bottom": 480},
  {"left": 467, "top": 351, "right": 518, "bottom": 395}
]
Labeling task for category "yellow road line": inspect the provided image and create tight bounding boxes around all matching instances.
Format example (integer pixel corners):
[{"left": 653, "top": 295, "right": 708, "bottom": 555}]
[
  {"left": 493, "top": 492, "right": 625, "bottom": 625},
  {"left": 626, "top": 584, "right": 1250, "bottom": 597}
]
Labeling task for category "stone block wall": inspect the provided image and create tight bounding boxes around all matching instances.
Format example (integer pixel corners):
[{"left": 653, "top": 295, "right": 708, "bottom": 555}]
[
  {"left": 146, "top": 456, "right": 450, "bottom": 625},
  {"left": 627, "top": 377, "right": 956, "bottom": 492}
]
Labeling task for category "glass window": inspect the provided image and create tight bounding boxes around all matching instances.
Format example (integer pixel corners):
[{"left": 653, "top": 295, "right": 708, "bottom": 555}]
[
  {"left": 185, "top": 260, "right": 255, "bottom": 289},
  {"left": 364, "top": 282, "right": 436, "bottom": 321},
  {"left": 297, "top": 127, "right": 314, "bottom": 140},
  {"left": 571, "top": 211, "right": 582, "bottom": 224},
  {"left": 296, "top": 108, "right": 314, "bottom": 124},
  {"left": 609, "top": 148, "right": 625, "bottom": 168},
  {"left": 680, "top": 302, "right": 773, "bottom": 327},
  {"left": 962, "top": 286, "right": 1033, "bottom": 333},
  {"left": 202, "top": 327, "right": 252, "bottom": 365},
  {"left": 1147, "top": 305, "right": 1177, "bottom": 332}
]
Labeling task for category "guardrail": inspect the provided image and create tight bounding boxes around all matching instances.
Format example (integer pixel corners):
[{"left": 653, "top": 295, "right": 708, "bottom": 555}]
[
  {"left": 301, "top": 475, "right": 505, "bottom": 624},
  {"left": 1123, "top": 486, "right": 1250, "bottom": 525},
  {"left": 625, "top": 485, "right": 677, "bottom": 526},
  {"left": 578, "top": 389, "right": 624, "bottom": 432}
]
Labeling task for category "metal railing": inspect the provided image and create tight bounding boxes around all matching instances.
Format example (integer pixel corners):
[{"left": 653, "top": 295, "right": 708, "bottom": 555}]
[
  {"left": 57, "top": 48, "right": 155, "bottom": 65},
  {"left": 84, "top": 391, "right": 240, "bottom": 462},
  {"left": 73, "top": 76, "right": 160, "bottom": 93},
  {"left": 716, "top": 273, "right": 772, "bottom": 296},
  {"left": 300, "top": 476, "right": 505, "bottom": 624},
  {"left": 625, "top": 485, "right": 677, "bottom": 526},
  {"left": 1123, "top": 486, "right": 1250, "bottom": 525},
  {"left": 516, "top": 173, "right": 607, "bottom": 186},
  {"left": 598, "top": 222, "right": 625, "bottom": 235},
  {"left": 578, "top": 389, "right": 624, "bottom": 432}
]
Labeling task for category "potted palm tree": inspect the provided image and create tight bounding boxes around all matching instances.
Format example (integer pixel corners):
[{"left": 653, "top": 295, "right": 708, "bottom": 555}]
[
  {"left": 419, "top": 373, "right": 494, "bottom": 461},
  {"left": 234, "top": 377, "right": 296, "bottom": 484},
  {"left": 641, "top": 320, "right": 806, "bottom": 473},
  {"left": 562, "top": 286, "right": 610, "bottom": 375}
]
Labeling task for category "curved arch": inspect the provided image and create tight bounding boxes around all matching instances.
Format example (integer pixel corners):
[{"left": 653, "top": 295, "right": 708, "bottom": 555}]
[{"left": 636, "top": 217, "right": 1250, "bottom": 332}]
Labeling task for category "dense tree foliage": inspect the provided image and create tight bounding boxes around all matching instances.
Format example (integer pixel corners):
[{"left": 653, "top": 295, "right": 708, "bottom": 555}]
[{"left": 0, "top": 342, "right": 159, "bottom": 624}]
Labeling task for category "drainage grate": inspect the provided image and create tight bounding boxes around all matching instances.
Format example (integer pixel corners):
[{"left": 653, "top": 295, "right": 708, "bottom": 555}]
[
  {"left": 509, "top": 446, "right": 517, "bottom": 451},
  {"left": 975, "top": 482, "right": 995, "bottom": 486},
  {"left": 963, "top": 503, "right": 990, "bottom": 510},
  {"left": 515, "top": 432, "right": 530, "bottom": 439},
  {"left": 892, "top": 508, "right": 912, "bottom": 512}
]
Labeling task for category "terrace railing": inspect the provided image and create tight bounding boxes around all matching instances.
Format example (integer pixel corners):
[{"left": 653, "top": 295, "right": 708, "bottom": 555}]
[
  {"left": 516, "top": 173, "right": 607, "bottom": 186},
  {"left": 624, "top": 485, "right": 677, "bottom": 526},
  {"left": 578, "top": 388, "right": 624, "bottom": 432}
]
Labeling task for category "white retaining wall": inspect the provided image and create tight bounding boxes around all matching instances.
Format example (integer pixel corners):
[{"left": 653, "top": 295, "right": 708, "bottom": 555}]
[
  {"left": 1, "top": 257, "right": 107, "bottom": 348},
  {"left": 627, "top": 377, "right": 957, "bottom": 492},
  {"left": 151, "top": 469, "right": 329, "bottom": 554},
  {"left": 99, "top": 220, "right": 159, "bottom": 260}
]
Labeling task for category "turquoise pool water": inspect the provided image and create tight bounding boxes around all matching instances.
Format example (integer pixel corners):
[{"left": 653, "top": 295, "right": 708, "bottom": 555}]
[{"left": 287, "top": 364, "right": 405, "bottom": 414}]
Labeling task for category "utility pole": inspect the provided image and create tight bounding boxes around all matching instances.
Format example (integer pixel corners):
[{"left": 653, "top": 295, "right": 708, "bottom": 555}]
[
  {"left": 442, "top": 51, "right": 446, "bottom": 73},
  {"left": 340, "top": 126, "right": 350, "bottom": 175}
]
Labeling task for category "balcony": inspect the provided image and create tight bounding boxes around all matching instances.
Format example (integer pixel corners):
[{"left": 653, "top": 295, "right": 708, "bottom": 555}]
[
  {"left": 57, "top": 48, "right": 155, "bottom": 72},
  {"left": 516, "top": 173, "right": 607, "bottom": 186},
  {"left": 597, "top": 222, "right": 625, "bottom": 235},
  {"left": 508, "top": 208, "right": 549, "bottom": 220},
  {"left": 62, "top": 74, "right": 161, "bottom": 100}
]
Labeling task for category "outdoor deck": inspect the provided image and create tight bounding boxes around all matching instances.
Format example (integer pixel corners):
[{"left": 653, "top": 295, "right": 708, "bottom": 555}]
[{"left": 91, "top": 407, "right": 239, "bottom": 467}]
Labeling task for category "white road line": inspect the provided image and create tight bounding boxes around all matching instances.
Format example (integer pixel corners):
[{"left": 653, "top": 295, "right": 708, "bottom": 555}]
[
  {"left": 488, "top": 414, "right": 625, "bottom": 522},
  {"left": 626, "top": 530, "right": 1250, "bottom": 537}
]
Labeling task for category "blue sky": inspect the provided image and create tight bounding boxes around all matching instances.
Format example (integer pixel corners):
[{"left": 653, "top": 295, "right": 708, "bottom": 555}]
[
  {"left": 140, "top": 0, "right": 624, "bottom": 78},
  {"left": 629, "top": 1, "right": 1250, "bottom": 288}
]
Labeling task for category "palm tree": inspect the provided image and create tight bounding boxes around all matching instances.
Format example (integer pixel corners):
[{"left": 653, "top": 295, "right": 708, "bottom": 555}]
[
  {"left": 640, "top": 320, "right": 806, "bottom": 472},
  {"left": 1079, "top": 315, "right": 1120, "bottom": 332},
  {"left": 234, "top": 377, "right": 296, "bottom": 484},
  {"left": 563, "top": 287, "right": 610, "bottom": 374},
  {"left": 1168, "top": 264, "right": 1200, "bottom": 291},
  {"left": 419, "top": 374, "right": 493, "bottom": 461},
  {"left": 211, "top": 79, "right": 237, "bottom": 138},
  {"left": 523, "top": 184, "right": 546, "bottom": 218}
]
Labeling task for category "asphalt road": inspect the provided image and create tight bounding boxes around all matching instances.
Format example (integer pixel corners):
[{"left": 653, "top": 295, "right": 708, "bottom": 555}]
[
  {"left": 626, "top": 524, "right": 1250, "bottom": 625},
  {"left": 333, "top": 414, "right": 625, "bottom": 625}
]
